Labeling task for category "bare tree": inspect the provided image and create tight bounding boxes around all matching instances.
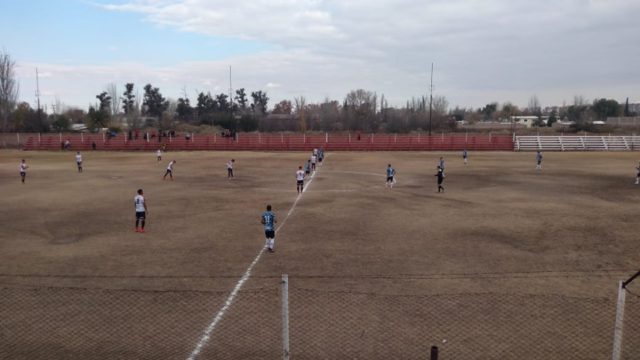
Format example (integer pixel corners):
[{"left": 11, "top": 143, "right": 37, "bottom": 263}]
[
  {"left": 107, "top": 83, "right": 120, "bottom": 124},
  {"left": 528, "top": 95, "right": 541, "bottom": 115},
  {"left": 0, "top": 50, "right": 20, "bottom": 132}
]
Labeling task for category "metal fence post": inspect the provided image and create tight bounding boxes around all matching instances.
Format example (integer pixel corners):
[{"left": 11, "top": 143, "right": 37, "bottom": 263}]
[
  {"left": 612, "top": 280, "right": 626, "bottom": 360},
  {"left": 282, "top": 274, "right": 290, "bottom": 360},
  {"left": 430, "top": 345, "right": 438, "bottom": 360}
]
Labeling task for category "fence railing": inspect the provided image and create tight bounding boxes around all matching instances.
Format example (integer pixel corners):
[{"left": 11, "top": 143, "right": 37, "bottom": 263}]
[
  {"left": 16, "top": 132, "right": 514, "bottom": 151},
  {"left": 2, "top": 274, "right": 639, "bottom": 360}
]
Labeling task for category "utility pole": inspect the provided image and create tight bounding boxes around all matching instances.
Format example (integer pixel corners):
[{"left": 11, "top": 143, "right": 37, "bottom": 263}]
[
  {"left": 35, "top": 68, "right": 41, "bottom": 114},
  {"left": 428, "top": 62, "right": 434, "bottom": 136},
  {"left": 229, "top": 65, "right": 233, "bottom": 110}
]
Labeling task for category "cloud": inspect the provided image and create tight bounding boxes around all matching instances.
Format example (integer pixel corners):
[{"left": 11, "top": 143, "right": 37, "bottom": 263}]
[{"left": 22, "top": 0, "right": 640, "bottom": 109}]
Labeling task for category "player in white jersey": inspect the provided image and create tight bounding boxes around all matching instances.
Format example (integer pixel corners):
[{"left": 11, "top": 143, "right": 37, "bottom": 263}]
[
  {"left": 296, "top": 166, "right": 305, "bottom": 193},
  {"left": 163, "top": 160, "right": 176, "bottom": 180},
  {"left": 311, "top": 154, "right": 317, "bottom": 172},
  {"left": 227, "top": 159, "right": 235, "bottom": 178},
  {"left": 19, "top": 159, "right": 28, "bottom": 184},
  {"left": 156, "top": 149, "right": 162, "bottom": 162},
  {"left": 75, "top": 151, "right": 83, "bottom": 173},
  {"left": 635, "top": 162, "right": 640, "bottom": 185},
  {"left": 134, "top": 189, "right": 148, "bottom": 233}
]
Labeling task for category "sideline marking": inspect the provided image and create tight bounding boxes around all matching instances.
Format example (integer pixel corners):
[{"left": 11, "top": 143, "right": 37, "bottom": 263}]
[{"left": 187, "top": 156, "right": 325, "bottom": 360}]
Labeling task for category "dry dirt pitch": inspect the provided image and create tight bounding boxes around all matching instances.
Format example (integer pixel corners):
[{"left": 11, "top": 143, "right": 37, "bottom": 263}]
[{"left": 1, "top": 149, "right": 639, "bottom": 359}]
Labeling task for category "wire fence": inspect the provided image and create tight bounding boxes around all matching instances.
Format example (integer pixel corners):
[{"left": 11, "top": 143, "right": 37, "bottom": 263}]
[{"left": 1, "top": 276, "right": 639, "bottom": 359}]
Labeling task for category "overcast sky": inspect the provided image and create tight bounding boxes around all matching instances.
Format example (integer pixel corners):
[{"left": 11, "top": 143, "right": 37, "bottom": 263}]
[{"left": 2, "top": 0, "right": 639, "bottom": 111}]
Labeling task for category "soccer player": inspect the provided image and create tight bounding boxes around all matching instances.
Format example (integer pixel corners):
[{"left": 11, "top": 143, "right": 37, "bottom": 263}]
[
  {"left": 435, "top": 166, "right": 445, "bottom": 192},
  {"left": 296, "top": 166, "right": 305, "bottom": 193},
  {"left": 311, "top": 153, "right": 317, "bottom": 172},
  {"left": 304, "top": 160, "right": 311, "bottom": 176},
  {"left": 439, "top": 157, "right": 446, "bottom": 176},
  {"left": 463, "top": 149, "right": 468, "bottom": 165},
  {"left": 261, "top": 204, "right": 277, "bottom": 253},
  {"left": 19, "top": 159, "right": 27, "bottom": 184},
  {"left": 75, "top": 151, "right": 83, "bottom": 173},
  {"left": 134, "top": 189, "right": 147, "bottom": 233},
  {"left": 536, "top": 151, "right": 543, "bottom": 171},
  {"left": 227, "top": 159, "right": 235, "bottom": 178},
  {"left": 386, "top": 164, "right": 396, "bottom": 188},
  {"left": 318, "top": 147, "right": 324, "bottom": 164},
  {"left": 635, "top": 162, "right": 640, "bottom": 185},
  {"left": 163, "top": 160, "right": 176, "bottom": 180},
  {"left": 156, "top": 148, "right": 162, "bottom": 162}
]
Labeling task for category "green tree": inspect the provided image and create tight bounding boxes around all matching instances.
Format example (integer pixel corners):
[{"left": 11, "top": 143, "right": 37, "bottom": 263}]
[
  {"left": 121, "top": 83, "right": 136, "bottom": 115},
  {"left": 234, "top": 88, "right": 248, "bottom": 112},
  {"left": 176, "top": 97, "right": 193, "bottom": 122},
  {"left": 142, "top": 84, "right": 169, "bottom": 118},
  {"left": 250, "top": 91, "right": 269, "bottom": 116},
  {"left": 592, "top": 98, "right": 620, "bottom": 120},
  {"left": 51, "top": 114, "right": 70, "bottom": 131},
  {"left": 216, "top": 93, "right": 230, "bottom": 113},
  {"left": 87, "top": 106, "right": 109, "bottom": 130},
  {"left": 481, "top": 103, "right": 498, "bottom": 120},
  {"left": 96, "top": 92, "right": 111, "bottom": 115}
]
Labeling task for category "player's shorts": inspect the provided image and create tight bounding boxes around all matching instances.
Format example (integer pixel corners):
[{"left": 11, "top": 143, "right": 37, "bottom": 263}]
[
  {"left": 165, "top": 169, "right": 172, "bottom": 174},
  {"left": 318, "top": 157, "right": 323, "bottom": 162},
  {"left": 265, "top": 230, "right": 275, "bottom": 238},
  {"left": 305, "top": 170, "right": 310, "bottom": 175},
  {"left": 77, "top": 161, "right": 82, "bottom": 166},
  {"left": 136, "top": 211, "right": 146, "bottom": 219},
  {"left": 537, "top": 161, "right": 542, "bottom": 165},
  {"left": 297, "top": 180, "right": 304, "bottom": 186},
  {"left": 387, "top": 176, "right": 394, "bottom": 182},
  {"left": 20, "top": 171, "right": 25, "bottom": 176}
]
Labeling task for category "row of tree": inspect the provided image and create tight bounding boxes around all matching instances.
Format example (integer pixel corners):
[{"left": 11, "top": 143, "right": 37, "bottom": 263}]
[{"left": 1, "top": 50, "right": 637, "bottom": 134}]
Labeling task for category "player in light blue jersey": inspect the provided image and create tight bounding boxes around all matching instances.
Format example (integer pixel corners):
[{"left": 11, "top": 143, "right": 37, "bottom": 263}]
[
  {"left": 386, "top": 164, "right": 396, "bottom": 188},
  {"left": 261, "top": 204, "right": 278, "bottom": 253}
]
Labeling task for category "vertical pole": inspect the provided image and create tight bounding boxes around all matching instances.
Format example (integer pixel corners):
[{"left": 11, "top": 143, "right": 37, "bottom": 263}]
[
  {"left": 349, "top": 132, "right": 351, "bottom": 143},
  {"left": 38, "top": 133, "right": 41, "bottom": 144},
  {"left": 214, "top": 133, "right": 217, "bottom": 144},
  {"left": 102, "top": 131, "right": 105, "bottom": 143},
  {"left": 612, "top": 281, "right": 626, "bottom": 360},
  {"left": 395, "top": 133, "right": 397, "bottom": 143},
  {"left": 16, "top": 133, "right": 20, "bottom": 146},
  {"left": 430, "top": 346, "right": 438, "bottom": 360},
  {"left": 466, "top": 132, "right": 468, "bottom": 143},
  {"left": 371, "top": 133, "right": 374, "bottom": 144},
  {"left": 59, "top": 132, "right": 62, "bottom": 143},
  {"left": 281, "top": 132, "right": 284, "bottom": 143},
  {"left": 81, "top": 132, "right": 84, "bottom": 144},
  {"left": 303, "top": 133, "right": 306, "bottom": 144},
  {"left": 192, "top": 133, "right": 194, "bottom": 143},
  {"left": 281, "top": 274, "right": 290, "bottom": 360},
  {"left": 259, "top": 132, "right": 261, "bottom": 144},
  {"left": 169, "top": 132, "right": 172, "bottom": 143},
  {"left": 326, "top": 132, "right": 328, "bottom": 143}
]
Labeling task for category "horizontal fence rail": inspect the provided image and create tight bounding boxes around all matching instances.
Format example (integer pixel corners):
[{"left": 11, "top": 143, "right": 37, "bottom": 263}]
[
  {"left": 516, "top": 135, "right": 640, "bottom": 151},
  {"left": 21, "top": 133, "right": 514, "bottom": 151}
]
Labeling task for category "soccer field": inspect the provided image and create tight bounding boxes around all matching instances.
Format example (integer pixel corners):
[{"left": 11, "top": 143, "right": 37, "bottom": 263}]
[{"left": 1, "top": 149, "right": 639, "bottom": 359}]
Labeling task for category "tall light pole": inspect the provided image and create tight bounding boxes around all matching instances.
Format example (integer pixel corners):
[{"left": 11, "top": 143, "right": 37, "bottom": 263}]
[{"left": 428, "top": 62, "right": 433, "bottom": 136}]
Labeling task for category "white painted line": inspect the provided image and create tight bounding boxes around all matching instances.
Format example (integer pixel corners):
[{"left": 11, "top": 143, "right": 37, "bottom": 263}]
[
  {"left": 186, "top": 247, "right": 265, "bottom": 360},
  {"left": 187, "top": 154, "right": 325, "bottom": 359}
]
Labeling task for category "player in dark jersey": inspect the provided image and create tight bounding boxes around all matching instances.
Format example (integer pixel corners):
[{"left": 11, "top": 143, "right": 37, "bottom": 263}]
[
  {"left": 435, "top": 166, "right": 445, "bottom": 192},
  {"left": 261, "top": 205, "right": 277, "bottom": 253}
]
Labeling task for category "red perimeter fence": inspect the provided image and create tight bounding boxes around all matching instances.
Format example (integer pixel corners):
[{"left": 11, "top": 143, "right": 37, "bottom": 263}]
[{"left": 22, "top": 133, "right": 514, "bottom": 151}]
